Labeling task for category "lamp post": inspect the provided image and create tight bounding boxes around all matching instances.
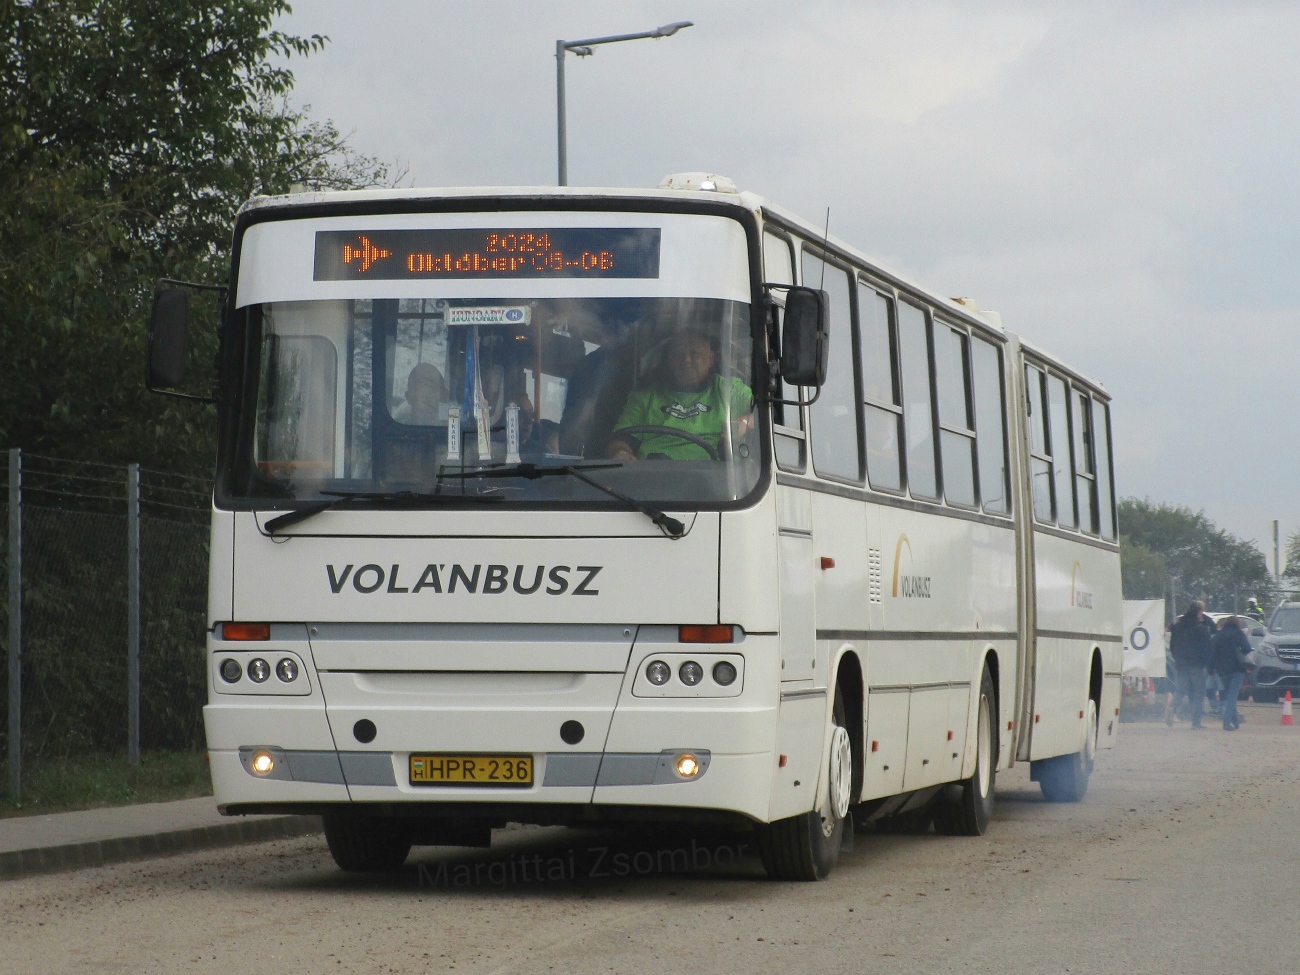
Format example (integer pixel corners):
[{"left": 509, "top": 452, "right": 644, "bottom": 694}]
[{"left": 555, "top": 21, "right": 693, "bottom": 186}]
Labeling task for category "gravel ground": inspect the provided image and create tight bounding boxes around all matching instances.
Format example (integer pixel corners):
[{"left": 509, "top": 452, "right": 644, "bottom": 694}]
[{"left": 4, "top": 703, "right": 1296, "bottom": 975}]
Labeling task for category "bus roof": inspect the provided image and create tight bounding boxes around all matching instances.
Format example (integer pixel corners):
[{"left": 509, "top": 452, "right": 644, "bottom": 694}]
[{"left": 238, "top": 181, "right": 1109, "bottom": 399}]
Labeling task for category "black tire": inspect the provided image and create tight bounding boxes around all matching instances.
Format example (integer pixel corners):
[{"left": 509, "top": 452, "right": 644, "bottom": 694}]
[
  {"left": 323, "top": 813, "right": 412, "bottom": 872},
  {"left": 934, "top": 665, "right": 998, "bottom": 836},
  {"left": 1036, "top": 697, "right": 1098, "bottom": 803},
  {"left": 759, "top": 688, "right": 852, "bottom": 881}
]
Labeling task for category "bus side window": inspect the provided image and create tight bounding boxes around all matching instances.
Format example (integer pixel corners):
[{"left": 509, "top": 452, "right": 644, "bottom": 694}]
[
  {"left": 858, "top": 283, "right": 903, "bottom": 492},
  {"left": 935, "top": 324, "right": 976, "bottom": 507},
  {"left": 1025, "top": 364, "right": 1053, "bottom": 522},
  {"left": 1073, "top": 388, "right": 1099, "bottom": 534},
  {"left": 801, "top": 249, "right": 862, "bottom": 483},
  {"left": 898, "top": 301, "right": 938, "bottom": 499},
  {"left": 765, "top": 230, "right": 805, "bottom": 473},
  {"left": 971, "top": 337, "right": 1009, "bottom": 514},
  {"left": 1046, "top": 374, "right": 1077, "bottom": 528},
  {"left": 1092, "top": 397, "right": 1117, "bottom": 538}
]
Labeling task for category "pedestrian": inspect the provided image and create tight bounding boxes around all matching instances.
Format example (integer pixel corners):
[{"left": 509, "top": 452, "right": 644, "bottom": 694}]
[
  {"left": 1161, "top": 627, "right": 1179, "bottom": 724},
  {"left": 1211, "top": 616, "right": 1254, "bottom": 731},
  {"left": 1167, "top": 599, "right": 1215, "bottom": 729}
]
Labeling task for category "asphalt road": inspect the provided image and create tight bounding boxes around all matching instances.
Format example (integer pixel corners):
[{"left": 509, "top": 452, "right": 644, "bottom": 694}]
[{"left": 5, "top": 704, "right": 1298, "bottom": 975}]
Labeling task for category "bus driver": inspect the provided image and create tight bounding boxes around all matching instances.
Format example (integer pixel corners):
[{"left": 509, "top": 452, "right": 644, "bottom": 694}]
[{"left": 606, "top": 329, "right": 754, "bottom": 462}]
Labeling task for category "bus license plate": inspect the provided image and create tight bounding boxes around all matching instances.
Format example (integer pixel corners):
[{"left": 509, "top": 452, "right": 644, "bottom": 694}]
[{"left": 409, "top": 754, "right": 533, "bottom": 787}]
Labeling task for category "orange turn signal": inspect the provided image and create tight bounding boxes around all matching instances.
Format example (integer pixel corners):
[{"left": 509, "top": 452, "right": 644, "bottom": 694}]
[
  {"left": 223, "top": 622, "right": 271, "bottom": 641},
  {"left": 678, "top": 624, "right": 734, "bottom": 644}
]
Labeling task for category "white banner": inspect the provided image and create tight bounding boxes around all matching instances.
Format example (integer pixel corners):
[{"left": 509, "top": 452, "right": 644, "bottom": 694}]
[{"left": 1122, "top": 599, "right": 1166, "bottom": 678}]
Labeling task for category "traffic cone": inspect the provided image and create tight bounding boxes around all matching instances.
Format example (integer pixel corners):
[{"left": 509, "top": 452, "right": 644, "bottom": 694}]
[{"left": 1282, "top": 691, "right": 1295, "bottom": 727}]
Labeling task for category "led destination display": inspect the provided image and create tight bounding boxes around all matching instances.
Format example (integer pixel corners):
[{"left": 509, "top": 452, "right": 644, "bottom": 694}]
[{"left": 313, "top": 228, "right": 662, "bottom": 280}]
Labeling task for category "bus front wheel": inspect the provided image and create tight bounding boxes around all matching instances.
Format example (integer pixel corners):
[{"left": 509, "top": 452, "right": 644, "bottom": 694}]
[
  {"left": 758, "top": 688, "right": 851, "bottom": 881},
  {"left": 323, "top": 812, "right": 413, "bottom": 872}
]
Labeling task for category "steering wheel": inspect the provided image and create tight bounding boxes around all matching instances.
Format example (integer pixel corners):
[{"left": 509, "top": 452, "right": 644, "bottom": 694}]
[{"left": 612, "top": 425, "right": 719, "bottom": 460}]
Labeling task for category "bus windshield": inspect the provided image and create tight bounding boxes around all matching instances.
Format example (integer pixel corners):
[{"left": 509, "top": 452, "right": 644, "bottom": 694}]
[{"left": 238, "top": 295, "right": 761, "bottom": 507}]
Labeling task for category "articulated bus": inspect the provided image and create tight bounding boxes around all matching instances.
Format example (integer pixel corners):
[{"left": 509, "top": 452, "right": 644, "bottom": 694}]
[{"left": 147, "top": 172, "right": 1122, "bottom": 880}]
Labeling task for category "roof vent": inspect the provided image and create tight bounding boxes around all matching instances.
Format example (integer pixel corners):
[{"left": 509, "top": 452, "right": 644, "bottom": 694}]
[
  {"left": 951, "top": 297, "right": 1002, "bottom": 328},
  {"left": 658, "top": 172, "right": 738, "bottom": 194}
]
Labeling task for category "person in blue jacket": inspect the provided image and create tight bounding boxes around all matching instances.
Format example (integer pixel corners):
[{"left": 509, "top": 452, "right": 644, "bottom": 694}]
[
  {"left": 1211, "top": 616, "right": 1254, "bottom": 731},
  {"left": 1168, "top": 600, "right": 1215, "bottom": 729}
]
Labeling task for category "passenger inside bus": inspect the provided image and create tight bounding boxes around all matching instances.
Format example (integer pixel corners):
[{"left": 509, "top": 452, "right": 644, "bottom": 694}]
[
  {"left": 604, "top": 329, "right": 754, "bottom": 462},
  {"left": 392, "top": 362, "right": 447, "bottom": 425}
]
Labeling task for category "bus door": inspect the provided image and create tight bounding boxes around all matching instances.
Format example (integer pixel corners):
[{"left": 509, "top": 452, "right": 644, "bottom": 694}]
[
  {"left": 770, "top": 483, "right": 828, "bottom": 822},
  {"left": 777, "top": 485, "right": 817, "bottom": 684}
]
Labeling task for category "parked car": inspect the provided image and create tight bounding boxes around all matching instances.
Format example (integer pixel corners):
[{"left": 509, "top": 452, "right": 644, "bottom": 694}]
[
  {"left": 1206, "top": 613, "right": 1268, "bottom": 702},
  {"left": 1252, "top": 602, "right": 1300, "bottom": 703}
]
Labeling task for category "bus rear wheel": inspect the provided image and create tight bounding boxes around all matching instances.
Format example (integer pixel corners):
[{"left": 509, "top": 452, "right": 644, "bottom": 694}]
[
  {"left": 1036, "top": 698, "right": 1097, "bottom": 803},
  {"left": 758, "top": 688, "right": 851, "bottom": 881},
  {"left": 323, "top": 813, "right": 412, "bottom": 872},
  {"left": 934, "top": 665, "right": 998, "bottom": 836}
]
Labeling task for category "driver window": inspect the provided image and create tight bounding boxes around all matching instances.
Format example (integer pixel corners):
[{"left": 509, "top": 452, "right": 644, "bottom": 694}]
[{"left": 765, "top": 230, "right": 805, "bottom": 473}]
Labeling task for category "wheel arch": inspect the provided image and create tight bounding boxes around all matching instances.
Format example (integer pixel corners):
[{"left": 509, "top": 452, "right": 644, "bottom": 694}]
[
  {"left": 1089, "top": 647, "right": 1103, "bottom": 707},
  {"left": 973, "top": 646, "right": 1002, "bottom": 775},
  {"left": 832, "top": 648, "right": 865, "bottom": 805}
]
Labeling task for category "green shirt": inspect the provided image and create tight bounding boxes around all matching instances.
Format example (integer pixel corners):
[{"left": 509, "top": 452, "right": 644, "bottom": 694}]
[{"left": 612, "top": 375, "right": 754, "bottom": 460}]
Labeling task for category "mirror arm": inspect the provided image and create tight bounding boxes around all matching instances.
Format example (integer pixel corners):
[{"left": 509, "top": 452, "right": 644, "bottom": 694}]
[
  {"left": 149, "top": 388, "right": 217, "bottom": 405},
  {"left": 159, "top": 277, "right": 228, "bottom": 296},
  {"left": 766, "top": 387, "right": 821, "bottom": 409}
]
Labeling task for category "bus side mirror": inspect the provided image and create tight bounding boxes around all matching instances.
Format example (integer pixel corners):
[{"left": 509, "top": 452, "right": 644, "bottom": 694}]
[
  {"left": 780, "top": 286, "right": 829, "bottom": 387},
  {"left": 147, "top": 287, "right": 190, "bottom": 389}
]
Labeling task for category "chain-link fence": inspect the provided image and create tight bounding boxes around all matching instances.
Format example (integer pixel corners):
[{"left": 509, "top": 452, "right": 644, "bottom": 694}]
[{"left": 1, "top": 451, "right": 211, "bottom": 805}]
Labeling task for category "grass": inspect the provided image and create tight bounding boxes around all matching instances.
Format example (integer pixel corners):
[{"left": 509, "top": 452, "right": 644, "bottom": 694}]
[{"left": 0, "top": 750, "right": 213, "bottom": 819}]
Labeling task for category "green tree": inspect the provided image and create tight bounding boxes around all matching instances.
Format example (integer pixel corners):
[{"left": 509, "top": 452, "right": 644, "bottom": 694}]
[
  {"left": 1117, "top": 537, "right": 1167, "bottom": 600},
  {"left": 0, "top": 0, "right": 392, "bottom": 473},
  {"left": 1118, "top": 498, "right": 1272, "bottom": 613},
  {"left": 1285, "top": 529, "right": 1300, "bottom": 582}
]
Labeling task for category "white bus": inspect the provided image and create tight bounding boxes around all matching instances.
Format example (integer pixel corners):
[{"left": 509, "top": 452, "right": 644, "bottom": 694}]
[{"left": 147, "top": 173, "right": 1122, "bottom": 880}]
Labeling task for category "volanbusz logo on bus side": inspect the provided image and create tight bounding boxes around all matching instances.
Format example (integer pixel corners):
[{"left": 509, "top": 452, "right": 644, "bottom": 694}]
[
  {"left": 890, "top": 534, "right": 932, "bottom": 599},
  {"left": 326, "top": 563, "right": 602, "bottom": 596}
]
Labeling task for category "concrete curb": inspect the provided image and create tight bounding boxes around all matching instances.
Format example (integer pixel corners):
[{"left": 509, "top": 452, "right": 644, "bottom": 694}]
[{"left": 0, "top": 814, "right": 322, "bottom": 882}]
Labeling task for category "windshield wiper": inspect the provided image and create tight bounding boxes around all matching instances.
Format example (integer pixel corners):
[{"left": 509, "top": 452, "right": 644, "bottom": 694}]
[
  {"left": 439, "top": 463, "right": 686, "bottom": 539},
  {"left": 262, "top": 488, "right": 504, "bottom": 535}
]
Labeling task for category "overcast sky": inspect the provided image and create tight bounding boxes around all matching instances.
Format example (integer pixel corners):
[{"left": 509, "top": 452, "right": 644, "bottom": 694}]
[{"left": 277, "top": 0, "right": 1299, "bottom": 557}]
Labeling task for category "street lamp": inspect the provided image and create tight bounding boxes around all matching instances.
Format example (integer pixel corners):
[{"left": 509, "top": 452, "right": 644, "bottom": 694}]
[{"left": 555, "top": 21, "right": 693, "bottom": 185}]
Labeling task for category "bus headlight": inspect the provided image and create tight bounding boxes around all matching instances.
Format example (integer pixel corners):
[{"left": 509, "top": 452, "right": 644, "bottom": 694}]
[
  {"left": 250, "top": 750, "right": 276, "bottom": 776},
  {"left": 712, "top": 661, "right": 737, "bottom": 686},
  {"left": 679, "top": 661, "right": 703, "bottom": 686},
  {"left": 646, "top": 660, "right": 672, "bottom": 685},
  {"left": 275, "top": 657, "right": 299, "bottom": 682},
  {"left": 219, "top": 658, "right": 242, "bottom": 683},
  {"left": 247, "top": 658, "right": 271, "bottom": 683},
  {"left": 675, "top": 753, "right": 702, "bottom": 777}
]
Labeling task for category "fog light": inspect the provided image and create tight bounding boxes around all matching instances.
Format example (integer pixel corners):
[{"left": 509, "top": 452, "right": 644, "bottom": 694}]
[
  {"left": 712, "top": 661, "right": 737, "bottom": 686},
  {"left": 675, "top": 753, "right": 701, "bottom": 777},
  {"left": 219, "top": 658, "right": 242, "bottom": 683},
  {"left": 250, "top": 750, "right": 275, "bottom": 776},
  {"left": 247, "top": 658, "right": 270, "bottom": 683},
  {"left": 275, "top": 657, "right": 298, "bottom": 682},
  {"left": 646, "top": 660, "right": 671, "bottom": 685},
  {"left": 679, "top": 661, "right": 703, "bottom": 686}
]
